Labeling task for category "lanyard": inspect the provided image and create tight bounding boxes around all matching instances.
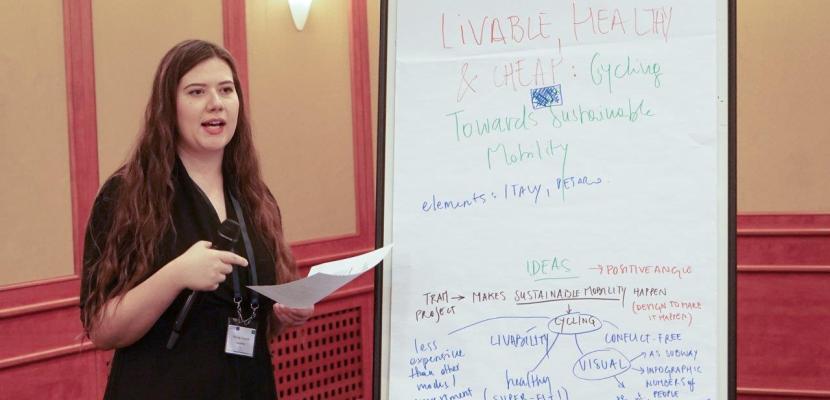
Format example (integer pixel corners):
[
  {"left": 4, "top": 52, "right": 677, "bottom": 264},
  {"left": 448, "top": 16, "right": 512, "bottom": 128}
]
[{"left": 228, "top": 193, "right": 259, "bottom": 325}]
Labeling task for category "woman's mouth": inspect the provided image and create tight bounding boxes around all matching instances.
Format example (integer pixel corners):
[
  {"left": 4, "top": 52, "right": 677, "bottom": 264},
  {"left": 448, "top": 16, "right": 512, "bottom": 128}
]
[{"left": 201, "top": 119, "right": 226, "bottom": 134}]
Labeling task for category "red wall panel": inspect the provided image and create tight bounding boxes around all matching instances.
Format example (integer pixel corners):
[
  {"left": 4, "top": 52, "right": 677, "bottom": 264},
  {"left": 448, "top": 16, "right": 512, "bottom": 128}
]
[
  {"left": 737, "top": 214, "right": 830, "bottom": 400},
  {"left": 0, "top": 350, "right": 98, "bottom": 400},
  {"left": 738, "top": 273, "right": 830, "bottom": 389},
  {"left": 0, "top": 305, "right": 85, "bottom": 361}
]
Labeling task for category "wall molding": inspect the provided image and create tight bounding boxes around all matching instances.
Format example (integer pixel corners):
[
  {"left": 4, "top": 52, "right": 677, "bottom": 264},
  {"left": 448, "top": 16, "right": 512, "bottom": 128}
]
[
  {"left": 347, "top": 0, "right": 375, "bottom": 243},
  {"left": 738, "top": 386, "right": 830, "bottom": 398},
  {"left": 737, "top": 213, "right": 830, "bottom": 266},
  {"left": 222, "top": 0, "right": 249, "bottom": 102},
  {"left": 63, "top": 0, "right": 99, "bottom": 275},
  {"left": 737, "top": 213, "right": 830, "bottom": 231},
  {"left": 738, "top": 228, "right": 830, "bottom": 236},
  {"left": 0, "top": 297, "right": 79, "bottom": 319},
  {"left": 0, "top": 342, "right": 95, "bottom": 371},
  {"left": 0, "top": 274, "right": 77, "bottom": 292},
  {"left": 0, "top": 275, "right": 81, "bottom": 312},
  {"left": 738, "top": 264, "right": 830, "bottom": 273}
]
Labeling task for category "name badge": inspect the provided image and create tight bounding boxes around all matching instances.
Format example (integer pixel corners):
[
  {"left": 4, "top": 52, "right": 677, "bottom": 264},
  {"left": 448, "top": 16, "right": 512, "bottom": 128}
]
[{"left": 225, "top": 318, "right": 257, "bottom": 357}]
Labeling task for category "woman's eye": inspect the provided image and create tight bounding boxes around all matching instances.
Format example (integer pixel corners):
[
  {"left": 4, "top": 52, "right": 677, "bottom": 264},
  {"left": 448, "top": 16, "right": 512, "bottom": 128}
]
[
  {"left": 188, "top": 88, "right": 204, "bottom": 96},
  {"left": 221, "top": 86, "right": 235, "bottom": 94}
]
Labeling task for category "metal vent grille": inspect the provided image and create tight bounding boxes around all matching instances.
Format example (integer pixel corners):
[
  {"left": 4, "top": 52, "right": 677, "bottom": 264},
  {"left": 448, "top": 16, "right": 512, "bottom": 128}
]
[{"left": 273, "top": 307, "right": 364, "bottom": 399}]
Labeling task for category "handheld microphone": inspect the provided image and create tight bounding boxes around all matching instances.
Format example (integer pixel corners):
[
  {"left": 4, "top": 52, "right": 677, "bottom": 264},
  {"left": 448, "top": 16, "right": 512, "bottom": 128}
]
[{"left": 167, "top": 219, "right": 241, "bottom": 349}]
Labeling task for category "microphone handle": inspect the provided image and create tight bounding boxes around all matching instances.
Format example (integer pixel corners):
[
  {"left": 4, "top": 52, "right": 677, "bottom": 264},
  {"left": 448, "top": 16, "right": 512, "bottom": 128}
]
[
  {"left": 166, "top": 290, "right": 199, "bottom": 349},
  {"left": 167, "top": 235, "right": 239, "bottom": 349}
]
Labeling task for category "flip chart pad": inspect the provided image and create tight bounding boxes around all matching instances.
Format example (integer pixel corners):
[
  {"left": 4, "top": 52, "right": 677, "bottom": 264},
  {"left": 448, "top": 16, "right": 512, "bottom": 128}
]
[{"left": 378, "top": 1, "right": 731, "bottom": 399}]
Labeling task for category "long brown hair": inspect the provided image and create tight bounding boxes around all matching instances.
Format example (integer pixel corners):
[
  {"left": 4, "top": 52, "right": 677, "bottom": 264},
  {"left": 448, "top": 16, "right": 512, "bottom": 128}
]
[{"left": 81, "top": 39, "right": 296, "bottom": 333}]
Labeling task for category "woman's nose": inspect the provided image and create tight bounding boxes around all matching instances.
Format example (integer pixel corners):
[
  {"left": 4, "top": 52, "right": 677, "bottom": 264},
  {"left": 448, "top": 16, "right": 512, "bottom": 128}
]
[{"left": 207, "top": 90, "right": 224, "bottom": 111}]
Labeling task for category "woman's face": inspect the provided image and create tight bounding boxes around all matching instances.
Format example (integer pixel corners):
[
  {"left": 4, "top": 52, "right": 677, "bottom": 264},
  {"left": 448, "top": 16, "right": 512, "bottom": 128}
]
[{"left": 175, "top": 57, "right": 239, "bottom": 159}]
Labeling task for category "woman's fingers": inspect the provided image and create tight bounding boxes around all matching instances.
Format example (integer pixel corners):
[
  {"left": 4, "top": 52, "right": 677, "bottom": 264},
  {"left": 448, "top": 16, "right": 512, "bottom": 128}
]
[
  {"left": 215, "top": 250, "right": 248, "bottom": 267},
  {"left": 287, "top": 307, "right": 314, "bottom": 319},
  {"left": 273, "top": 304, "right": 315, "bottom": 326}
]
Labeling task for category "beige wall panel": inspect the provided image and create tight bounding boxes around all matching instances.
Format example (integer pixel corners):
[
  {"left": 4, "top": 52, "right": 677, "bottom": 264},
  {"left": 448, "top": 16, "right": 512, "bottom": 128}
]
[
  {"left": 738, "top": 0, "right": 830, "bottom": 213},
  {"left": 0, "top": 1, "right": 74, "bottom": 285},
  {"left": 247, "top": 0, "right": 357, "bottom": 242},
  {"left": 93, "top": 0, "right": 224, "bottom": 181}
]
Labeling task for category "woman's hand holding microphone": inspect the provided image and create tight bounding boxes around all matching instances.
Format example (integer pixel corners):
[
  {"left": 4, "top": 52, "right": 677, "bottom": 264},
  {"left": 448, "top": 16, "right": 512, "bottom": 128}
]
[
  {"left": 170, "top": 240, "right": 248, "bottom": 291},
  {"left": 168, "top": 240, "right": 313, "bottom": 329}
]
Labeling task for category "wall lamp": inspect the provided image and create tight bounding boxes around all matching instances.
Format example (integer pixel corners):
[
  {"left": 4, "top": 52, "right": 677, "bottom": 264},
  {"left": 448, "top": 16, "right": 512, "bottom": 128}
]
[{"left": 288, "top": 0, "right": 312, "bottom": 31}]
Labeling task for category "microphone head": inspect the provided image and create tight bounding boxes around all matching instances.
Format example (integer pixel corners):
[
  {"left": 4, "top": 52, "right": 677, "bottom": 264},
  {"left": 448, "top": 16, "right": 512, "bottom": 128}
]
[{"left": 215, "top": 219, "right": 241, "bottom": 248}]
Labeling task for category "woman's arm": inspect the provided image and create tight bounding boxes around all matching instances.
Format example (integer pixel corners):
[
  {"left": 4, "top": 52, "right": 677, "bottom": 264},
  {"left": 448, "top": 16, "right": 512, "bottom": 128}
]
[{"left": 89, "top": 241, "right": 248, "bottom": 349}]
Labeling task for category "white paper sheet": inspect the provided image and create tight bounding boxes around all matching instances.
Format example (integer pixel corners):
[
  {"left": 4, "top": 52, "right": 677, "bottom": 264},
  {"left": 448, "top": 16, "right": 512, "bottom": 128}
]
[
  {"left": 309, "top": 244, "right": 393, "bottom": 276},
  {"left": 248, "top": 245, "right": 392, "bottom": 308}
]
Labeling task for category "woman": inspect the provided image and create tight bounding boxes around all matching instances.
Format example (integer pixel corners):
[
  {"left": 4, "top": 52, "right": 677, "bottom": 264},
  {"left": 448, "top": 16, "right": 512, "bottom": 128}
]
[{"left": 80, "top": 39, "right": 313, "bottom": 399}]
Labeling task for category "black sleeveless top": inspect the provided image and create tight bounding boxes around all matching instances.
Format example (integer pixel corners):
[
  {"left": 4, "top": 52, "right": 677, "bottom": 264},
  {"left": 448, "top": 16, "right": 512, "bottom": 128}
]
[{"left": 80, "top": 159, "right": 279, "bottom": 400}]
